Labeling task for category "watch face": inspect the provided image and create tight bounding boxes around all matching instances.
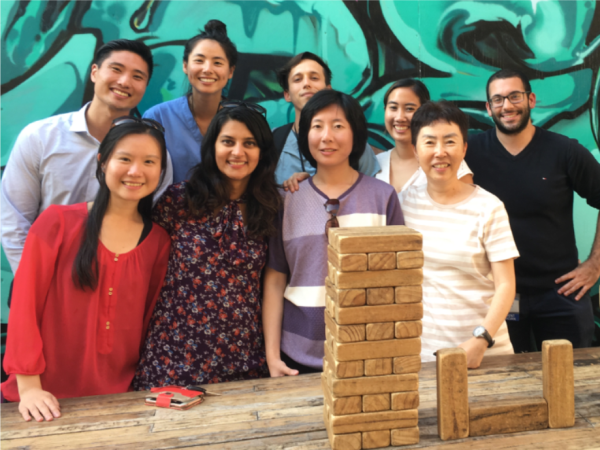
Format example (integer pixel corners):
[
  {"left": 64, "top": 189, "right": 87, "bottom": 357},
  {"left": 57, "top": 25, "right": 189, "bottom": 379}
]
[{"left": 474, "top": 326, "right": 485, "bottom": 337}]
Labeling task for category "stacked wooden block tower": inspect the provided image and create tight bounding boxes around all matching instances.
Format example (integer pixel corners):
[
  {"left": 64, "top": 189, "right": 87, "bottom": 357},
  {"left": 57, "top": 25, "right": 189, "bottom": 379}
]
[{"left": 322, "top": 226, "right": 424, "bottom": 450}]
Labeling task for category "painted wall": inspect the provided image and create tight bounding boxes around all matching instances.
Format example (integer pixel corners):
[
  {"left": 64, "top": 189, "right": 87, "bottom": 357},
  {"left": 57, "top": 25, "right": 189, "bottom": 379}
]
[{"left": 1, "top": 0, "right": 600, "bottom": 321}]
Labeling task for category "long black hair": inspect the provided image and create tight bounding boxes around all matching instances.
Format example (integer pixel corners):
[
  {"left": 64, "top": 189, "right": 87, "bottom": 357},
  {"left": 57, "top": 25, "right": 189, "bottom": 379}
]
[
  {"left": 185, "top": 106, "right": 281, "bottom": 238},
  {"left": 72, "top": 122, "right": 167, "bottom": 290}
]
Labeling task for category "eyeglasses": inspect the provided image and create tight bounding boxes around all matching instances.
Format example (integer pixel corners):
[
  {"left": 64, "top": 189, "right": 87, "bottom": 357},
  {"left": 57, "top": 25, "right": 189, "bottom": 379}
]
[
  {"left": 111, "top": 116, "right": 165, "bottom": 133},
  {"left": 324, "top": 199, "right": 340, "bottom": 235},
  {"left": 219, "top": 100, "right": 267, "bottom": 118},
  {"left": 488, "top": 91, "right": 530, "bottom": 108}
]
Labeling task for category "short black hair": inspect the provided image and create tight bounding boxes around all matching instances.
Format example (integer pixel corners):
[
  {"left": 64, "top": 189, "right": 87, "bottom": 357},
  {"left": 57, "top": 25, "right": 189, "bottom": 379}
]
[
  {"left": 276, "top": 52, "right": 332, "bottom": 92},
  {"left": 93, "top": 39, "right": 154, "bottom": 81},
  {"left": 486, "top": 68, "right": 532, "bottom": 99},
  {"left": 384, "top": 78, "right": 430, "bottom": 107},
  {"left": 410, "top": 100, "right": 469, "bottom": 147},
  {"left": 183, "top": 20, "right": 238, "bottom": 67},
  {"left": 298, "top": 90, "right": 367, "bottom": 170}
]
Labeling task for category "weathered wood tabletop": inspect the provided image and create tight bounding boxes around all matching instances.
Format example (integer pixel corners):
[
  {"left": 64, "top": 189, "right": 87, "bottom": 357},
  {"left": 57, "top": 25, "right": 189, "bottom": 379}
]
[{"left": 2, "top": 348, "right": 599, "bottom": 449}]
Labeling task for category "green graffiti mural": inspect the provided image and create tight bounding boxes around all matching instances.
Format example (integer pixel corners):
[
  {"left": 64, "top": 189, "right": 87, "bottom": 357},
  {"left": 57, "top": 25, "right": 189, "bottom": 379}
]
[{"left": 1, "top": 0, "right": 600, "bottom": 325}]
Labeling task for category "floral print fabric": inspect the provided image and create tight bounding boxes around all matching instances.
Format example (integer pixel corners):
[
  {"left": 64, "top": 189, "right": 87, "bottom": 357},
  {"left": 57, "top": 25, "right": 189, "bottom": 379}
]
[{"left": 134, "top": 183, "right": 268, "bottom": 389}]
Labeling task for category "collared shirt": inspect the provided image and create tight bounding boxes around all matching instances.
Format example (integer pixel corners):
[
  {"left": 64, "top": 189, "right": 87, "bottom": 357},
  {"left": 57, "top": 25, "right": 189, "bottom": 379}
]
[
  {"left": 143, "top": 96, "right": 202, "bottom": 184},
  {"left": 1, "top": 103, "right": 173, "bottom": 273},
  {"left": 273, "top": 130, "right": 382, "bottom": 185}
]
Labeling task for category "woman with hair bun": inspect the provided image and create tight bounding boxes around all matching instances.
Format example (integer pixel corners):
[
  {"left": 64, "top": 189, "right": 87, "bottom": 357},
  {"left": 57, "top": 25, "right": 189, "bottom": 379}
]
[{"left": 144, "top": 19, "right": 237, "bottom": 183}]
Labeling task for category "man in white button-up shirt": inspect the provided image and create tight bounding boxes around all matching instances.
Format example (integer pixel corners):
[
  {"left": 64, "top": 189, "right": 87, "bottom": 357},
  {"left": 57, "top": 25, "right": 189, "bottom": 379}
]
[{"left": 1, "top": 39, "right": 173, "bottom": 275}]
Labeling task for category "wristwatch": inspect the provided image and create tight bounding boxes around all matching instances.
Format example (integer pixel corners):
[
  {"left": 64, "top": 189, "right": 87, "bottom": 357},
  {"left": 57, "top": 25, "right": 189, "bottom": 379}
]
[{"left": 473, "top": 326, "right": 495, "bottom": 348}]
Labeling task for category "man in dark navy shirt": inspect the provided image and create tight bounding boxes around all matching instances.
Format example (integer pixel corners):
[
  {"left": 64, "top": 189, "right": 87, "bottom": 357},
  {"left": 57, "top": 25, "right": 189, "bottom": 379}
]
[{"left": 465, "top": 68, "right": 600, "bottom": 352}]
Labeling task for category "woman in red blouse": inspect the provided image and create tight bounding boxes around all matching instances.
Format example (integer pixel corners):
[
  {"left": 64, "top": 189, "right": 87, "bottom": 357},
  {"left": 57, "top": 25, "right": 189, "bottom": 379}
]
[{"left": 2, "top": 118, "right": 171, "bottom": 422}]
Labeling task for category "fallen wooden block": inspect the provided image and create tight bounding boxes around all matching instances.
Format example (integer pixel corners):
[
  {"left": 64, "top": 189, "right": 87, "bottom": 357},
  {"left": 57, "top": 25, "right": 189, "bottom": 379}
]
[
  {"left": 391, "top": 391, "right": 420, "bottom": 410},
  {"left": 324, "top": 341, "right": 364, "bottom": 378},
  {"left": 366, "top": 287, "right": 394, "bottom": 305},
  {"left": 325, "top": 311, "right": 366, "bottom": 343},
  {"left": 362, "top": 429, "right": 390, "bottom": 449},
  {"left": 328, "top": 246, "right": 368, "bottom": 272},
  {"left": 436, "top": 348, "right": 469, "bottom": 440},
  {"left": 395, "top": 285, "right": 422, "bottom": 304},
  {"left": 364, "top": 358, "right": 393, "bottom": 376},
  {"left": 396, "top": 251, "right": 424, "bottom": 269},
  {"left": 329, "top": 373, "right": 418, "bottom": 397},
  {"left": 326, "top": 279, "right": 366, "bottom": 307},
  {"left": 395, "top": 321, "right": 422, "bottom": 339},
  {"left": 543, "top": 339, "right": 575, "bottom": 428},
  {"left": 391, "top": 427, "right": 420, "bottom": 446},
  {"left": 469, "top": 398, "right": 548, "bottom": 437},
  {"left": 366, "top": 322, "right": 395, "bottom": 341},
  {"left": 332, "top": 337, "right": 421, "bottom": 361},
  {"left": 393, "top": 355, "right": 422, "bottom": 374},
  {"left": 334, "top": 267, "right": 423, "bottom": 289},
  {"left": 367, "top": 252, "right": 396, "bottom": 271},
  {"left": 328, "top": 226, "right": 422, "bottom": 254},
  {"left": 363, "top": 393, "right": 391, "bottom": 413},
  {"left": 322, "top": 373, "right": 362, "bottom": 416},
  {"left": 330, "top": 409, "right": 418, "bottom": 434},
  {"left": 334, "top": 302, "right": 423, "bottom": 325}
]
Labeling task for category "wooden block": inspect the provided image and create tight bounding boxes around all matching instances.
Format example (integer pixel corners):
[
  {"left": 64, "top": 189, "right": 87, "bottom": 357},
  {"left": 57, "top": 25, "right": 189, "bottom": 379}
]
[
  {"left": 364, "top": 358, "right": 393, "bottom": 376},
  {"left": 436, "top": 348, "right": 469, "bottom": 440},
  {"left": 333, "top": 337, "right": 421, "bottom": 361},
  {"left": 362, "top": 430, "right": 390, "bottom": 449},
  {"left": 367, "top": 252, "right": 396, "bottom": 271},
  {"left": 391, "top": 391, "right": 420, "bottom": 410},
  {"left": 330, "top": 373, "right": 418, "bottom": 397},
  {"left": 326, "top": 327, "right": 334, "bottom": 351},
  {"left": 395, "top": 321, "right": 422, "bottom": 339},
  {"left": 322, "top": 373, "right": 362, "bottom": 416},
  {"left": 395, "top": 285, "right": 423, "bottom": 304},
  {"left": 331, "top": 433, "right": 361, "bottom": 450},
  {"left": 324, "top": 341, "right": 364, "bottom": 379},
  {"left": 331, "top": 409, "right": 418, "bottom": 434},
  {"left": 543, "top": 339, "right": 575, "bottom": 428},
  {"left": 328, "top": 246, "right": 368, "bottom": 272},
  {"left": 335, "top": 302, "right": 423, "bottom": 325},
  {"left": 391, "top": 427, "right": 420, "bottom": 446},
  {"left": 335, "top": 268, "right": 423, "bottom": 289},
  {"left": 393, "top": 355, "right": 421, "bottom": 374},
  {"left": 469, "top": 398, "right": 548, "bottom": 437},
  {"left": 366, "top": 287, "right": 394, "bottom": 305},
  {"left": 363, "top": 394, "right": 390, "bottom": 412},
  {"left": 325, "top": 295, "right": 335, "bottom": 319},
  {"left": 396, "top": 251, "right": 424, "bottom": 269},
  {"left": 326, "top": 279, "right": 366, "bottom": 307},
  {"left": 328, "top": 262, "right": 337, "bottom": 285},
  {"left": 325, "top": 311, "right": 366, "bottom": 343},
  {"left": 329, "top": 226, "right": 422, "bottom": 253},
  {"left": 366, "top": 322, "right": 394, "bottom": 341}
]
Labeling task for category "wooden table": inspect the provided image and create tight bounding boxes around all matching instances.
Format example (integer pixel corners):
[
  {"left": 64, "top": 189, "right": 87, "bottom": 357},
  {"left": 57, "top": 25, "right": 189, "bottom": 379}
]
[{"left": 2, "top": 348, "right": 599, "bottom": 449}]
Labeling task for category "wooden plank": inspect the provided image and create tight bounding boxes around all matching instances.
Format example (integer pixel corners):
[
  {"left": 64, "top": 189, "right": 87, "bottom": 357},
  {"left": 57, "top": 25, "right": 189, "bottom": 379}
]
[
  {"left": 327, "top": 262, "right": 337, "bottom": 285},
  {"left": 364, "top": 358, "right": 393, "bottom": 376},
  {"left": 325, "top": 311, "right": 366, "bottom": 343},
  {"left": 366, "top": 322, "right": 394, "bottom": 341},
  {"left": 362, "top": 394, "right": 390, "bottom": 413},
  {"left": 322, "top": 373, "right": 362, "bottom": 416},
  {"left": 332, "top": 337, "right": 421, "bottom": 361},
  {"left": 393, "top": 355, "right": 422, "bottom": 374},
  {"left": 391, "top": 391, "right": 420, "bottom": 410},
  {"left": 362, "top": 429, "right": 390, "bottom": 448},
  {"left": 396, "top": 251, "right": 424, "bottom": 269},
  {"left": 543, "top": 339, "right": 575, "bottom": 428},
  {"left": 330, "top": 409, "right": 418, "bottom": 434},
  {"left": 469, "top": 397, "right": 549, "bottom": 437},
  {"left": 325, "top": 294, "right": 335, "bottom": 319},
  {"left": 328, "top": 226, "right": 422, "bottom": 254},
  {"left": 367, "top": 252, "right": 396, "bottom": 271},
  {"left": 325, "top": 279, "right": 366, "bottom": 307},
  {"left": 390, "top": 426, "right": 420, "bottom": 446},
  {"left": 334, "top": 268, "right": 423, "bottom": 289},
  {"left": 335, "top": 302, "right": 423, "bottom": 325},
  {"left": 366, "top": 287, "right": 394, "bottom": 305},
  {"left": 395, "top": 321, "right": 422, "bottom": 339},
  {"left": 329, "top": 373, "right": 418, "bottom": 397},
  {"left": 395, "top": 285, "right": 422, "bottom": 304},
  {"left": 436, "top": 348, "right": 469, "bottom": 440},
  {"left": 327, "top": 246, "right": 367, "bottom": 272},
  {"left": 324, "top": 341, "right": 364, "bottom": 378}
]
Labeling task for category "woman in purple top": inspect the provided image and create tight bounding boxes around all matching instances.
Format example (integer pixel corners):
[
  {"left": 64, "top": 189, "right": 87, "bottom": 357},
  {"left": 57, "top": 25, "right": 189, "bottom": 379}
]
[{"left": 134, "top": 103, "right": 281, "bottom": 388}]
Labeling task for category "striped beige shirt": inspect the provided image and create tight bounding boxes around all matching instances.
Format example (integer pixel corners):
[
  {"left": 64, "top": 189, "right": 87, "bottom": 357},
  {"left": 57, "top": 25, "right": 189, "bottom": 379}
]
[{"left": 403, "top": 184, "right": 519, "bottom": 362}]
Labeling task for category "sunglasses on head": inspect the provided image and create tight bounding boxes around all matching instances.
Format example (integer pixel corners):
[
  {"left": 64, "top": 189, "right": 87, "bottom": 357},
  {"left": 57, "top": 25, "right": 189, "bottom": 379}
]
[
  {"left": 324, "top": 199, "right": 340, "bottom": 235},
  {"left": 111, "top": 116, "right": 165, "bottom": 133},
  {"left": 219, "top": 100, "right": 267, "bottom": 118}
]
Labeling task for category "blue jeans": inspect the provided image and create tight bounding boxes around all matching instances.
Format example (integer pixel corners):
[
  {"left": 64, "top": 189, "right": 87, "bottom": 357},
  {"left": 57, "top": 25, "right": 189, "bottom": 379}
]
[{"left": 507, "top": 286, "right": 594, "bottom": 353}]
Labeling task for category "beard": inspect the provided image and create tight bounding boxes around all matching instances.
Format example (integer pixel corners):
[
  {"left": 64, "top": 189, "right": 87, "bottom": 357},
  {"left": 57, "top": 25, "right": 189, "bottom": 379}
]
[{"left": 491, "top": 103, "right": 531, "bottom": 135}]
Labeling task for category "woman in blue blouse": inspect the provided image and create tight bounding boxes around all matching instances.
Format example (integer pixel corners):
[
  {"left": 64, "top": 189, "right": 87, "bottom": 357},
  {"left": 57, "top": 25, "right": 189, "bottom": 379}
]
[{"left": 144, "top": 20, "right": 236, "bottom": 183}]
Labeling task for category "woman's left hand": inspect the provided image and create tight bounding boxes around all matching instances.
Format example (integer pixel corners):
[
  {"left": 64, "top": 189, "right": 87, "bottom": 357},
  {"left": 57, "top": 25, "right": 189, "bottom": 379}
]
[
  {"left": 458, "top": 337, "right": 489, "bottom": 369},
  {"left": 283, "top": 172, "right": 310, "bottom": 193}
]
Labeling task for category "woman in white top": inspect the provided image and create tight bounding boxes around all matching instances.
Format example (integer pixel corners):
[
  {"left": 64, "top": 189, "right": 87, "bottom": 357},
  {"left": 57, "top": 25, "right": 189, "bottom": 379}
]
[
  {"left": 402, "top": 100, "right": 519, "bottom": 368},
  {"left": 375, "top": 79, "right": 473, "bottom": 204}
]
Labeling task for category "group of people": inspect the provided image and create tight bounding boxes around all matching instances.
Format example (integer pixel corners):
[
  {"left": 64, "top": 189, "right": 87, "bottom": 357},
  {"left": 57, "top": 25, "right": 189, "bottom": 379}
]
[{"left": 1, "top": 19, "right": 599, "bottom": 423}]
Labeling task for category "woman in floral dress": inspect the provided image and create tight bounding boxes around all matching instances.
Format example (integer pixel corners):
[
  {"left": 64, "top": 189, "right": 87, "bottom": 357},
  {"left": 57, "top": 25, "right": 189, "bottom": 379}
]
[{"left": 134, "top": 103, "right": 281, "bottom": 387}]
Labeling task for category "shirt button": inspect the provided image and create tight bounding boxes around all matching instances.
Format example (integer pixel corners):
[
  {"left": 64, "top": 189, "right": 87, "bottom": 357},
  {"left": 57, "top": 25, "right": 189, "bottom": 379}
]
[
  {"left": 109, "top": 291, "right": 113, "bottom": 296},
  {"left": 109, "top": 288, "right": 113, "bottom": 291},
  {"left": 106, "top": 326, "right": 110, "bottom": 330},
  {"left": 106, "top": 321, "right": 110, "bottom": 325},
  {"left": 114, "top": 253, "right": 119, "bottom": 262}
]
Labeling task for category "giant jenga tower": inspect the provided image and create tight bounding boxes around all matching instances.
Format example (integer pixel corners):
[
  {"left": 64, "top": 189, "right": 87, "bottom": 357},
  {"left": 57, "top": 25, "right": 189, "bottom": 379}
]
[{"left": 322, "top": 226, "right": 424, "bottom": 450}]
